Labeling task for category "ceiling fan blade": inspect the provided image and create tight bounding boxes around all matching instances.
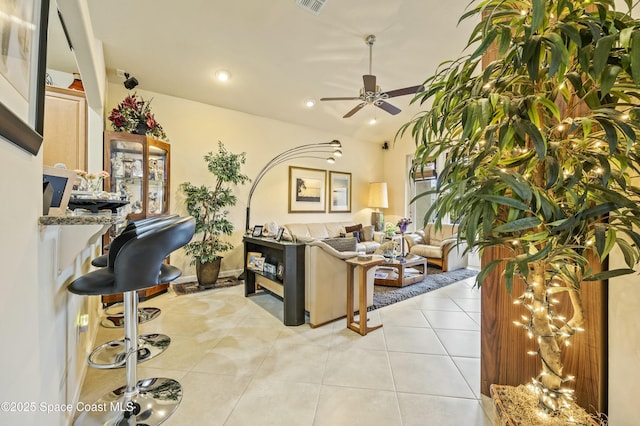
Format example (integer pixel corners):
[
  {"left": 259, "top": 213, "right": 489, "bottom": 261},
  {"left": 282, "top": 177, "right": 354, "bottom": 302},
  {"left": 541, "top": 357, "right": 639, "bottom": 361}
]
[
  {"left": 383, "top": 85, "right": 425, "bottom": 98},
  {"left": 320, "top": 97, "right": 362, "bottom": 101},
  {"left": 343, "top": 103, "right": 366, "bottom": 118},
  {"left": 363, "top": 75, "right": 376, "bottom": 93},
  {"left": 375, "top": 100, "right": 401, "bottom": 115}
]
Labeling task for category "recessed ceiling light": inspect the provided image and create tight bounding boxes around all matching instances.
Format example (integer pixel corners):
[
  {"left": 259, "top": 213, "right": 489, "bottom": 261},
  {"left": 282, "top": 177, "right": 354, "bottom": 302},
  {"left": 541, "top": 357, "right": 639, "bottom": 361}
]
[
  {"left": 305, "top": 99, "right": 316, "bottom": 108},
  {"left": 215, "top": 70, "right": 231, "bottom": 82},
  {"left": 369, "top": 118, "right": 377, "bottom": 125}
]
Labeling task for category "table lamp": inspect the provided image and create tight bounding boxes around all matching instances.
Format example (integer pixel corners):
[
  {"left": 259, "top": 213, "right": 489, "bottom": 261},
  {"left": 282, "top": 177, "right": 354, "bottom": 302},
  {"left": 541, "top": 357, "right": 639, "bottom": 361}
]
[{"left": 368, "top": 182, "right": 388, "bottom": 231}]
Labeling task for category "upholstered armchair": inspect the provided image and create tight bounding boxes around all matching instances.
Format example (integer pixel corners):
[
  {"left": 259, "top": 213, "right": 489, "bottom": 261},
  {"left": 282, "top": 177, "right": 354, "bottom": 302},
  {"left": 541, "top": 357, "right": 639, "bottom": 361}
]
[
  {"left": 404, "top": 224, "right": 468, "bottom": 272},
  {"left": 305, "top": 239, "right": 380, "bottom": 327}
]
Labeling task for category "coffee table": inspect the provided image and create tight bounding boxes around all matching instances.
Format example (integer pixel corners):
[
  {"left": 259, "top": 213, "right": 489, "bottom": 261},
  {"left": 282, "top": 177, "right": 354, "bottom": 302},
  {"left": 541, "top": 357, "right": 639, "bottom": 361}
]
[{"left": 374, "top": 254, "right": 427, "bottom": 287}]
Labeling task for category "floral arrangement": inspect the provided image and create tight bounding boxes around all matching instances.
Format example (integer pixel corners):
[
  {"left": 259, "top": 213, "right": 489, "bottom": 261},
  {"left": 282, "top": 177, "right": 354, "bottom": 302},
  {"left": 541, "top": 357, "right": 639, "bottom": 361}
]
[
  {"left": 397, "top": 217, "right": 412, "bottom": 227},
  {"left": 383, "top": 223, "right": 397, "bottom": 238},
  {"left": 108, "top": 93, "right": 168, "bottom": 140},
  {"left": 75, "top": 170, "right": 109, "bottom": 192}
]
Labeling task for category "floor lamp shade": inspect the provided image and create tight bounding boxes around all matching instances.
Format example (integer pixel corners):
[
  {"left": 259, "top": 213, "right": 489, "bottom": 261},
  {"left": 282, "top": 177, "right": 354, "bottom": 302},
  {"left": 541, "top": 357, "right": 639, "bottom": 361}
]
[{"left": 368, "top": 182, "right": 388, "bottom": 231}]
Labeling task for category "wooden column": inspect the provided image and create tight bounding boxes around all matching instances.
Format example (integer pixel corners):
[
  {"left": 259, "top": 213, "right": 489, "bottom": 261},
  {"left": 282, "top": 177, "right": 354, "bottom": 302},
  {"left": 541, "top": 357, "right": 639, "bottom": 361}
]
[{"left": 480, "top": 246, "right": 607, "bottom": 414}]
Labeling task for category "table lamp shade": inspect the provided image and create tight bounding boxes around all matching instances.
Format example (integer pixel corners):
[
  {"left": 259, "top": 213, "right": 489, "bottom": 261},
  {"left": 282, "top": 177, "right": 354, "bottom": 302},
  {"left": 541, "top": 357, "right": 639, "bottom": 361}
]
[
  {"left": 368, "top": 182, "right": 388, "bottom": 231},
  {"left": 368, "top": 182, "right": 388, "bottom": 209}
]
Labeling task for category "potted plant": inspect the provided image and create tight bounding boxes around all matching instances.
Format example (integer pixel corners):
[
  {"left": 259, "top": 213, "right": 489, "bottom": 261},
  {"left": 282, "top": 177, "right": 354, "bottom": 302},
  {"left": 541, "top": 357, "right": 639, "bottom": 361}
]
[
  {"left": 402, "top": 0, "right": 640, "bottom": 420},
  {"left": 180, "top": 142, "right": 249, "bottom": 288}
]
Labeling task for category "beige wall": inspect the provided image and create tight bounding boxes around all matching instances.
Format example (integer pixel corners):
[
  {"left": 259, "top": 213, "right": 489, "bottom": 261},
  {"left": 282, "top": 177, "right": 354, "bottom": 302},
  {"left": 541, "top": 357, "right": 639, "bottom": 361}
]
[{"left": 107, "top": 84, "right": 386, "bottom": 276}]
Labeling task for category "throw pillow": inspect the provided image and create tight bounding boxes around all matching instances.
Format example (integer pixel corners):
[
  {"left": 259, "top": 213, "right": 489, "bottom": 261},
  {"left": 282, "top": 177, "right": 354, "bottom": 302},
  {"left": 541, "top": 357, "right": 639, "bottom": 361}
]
[
  {"left": 362, "top": 225, "right": 374, "bottom": 241},
  {"left": 345, "top": 224, "right": 363, "bottom": 233},
  {"left": 345, "top": 224, "right": 363, "bottom": 243},
  {"left": 323, "top": 237, "right": 357, "bottom": 252}
]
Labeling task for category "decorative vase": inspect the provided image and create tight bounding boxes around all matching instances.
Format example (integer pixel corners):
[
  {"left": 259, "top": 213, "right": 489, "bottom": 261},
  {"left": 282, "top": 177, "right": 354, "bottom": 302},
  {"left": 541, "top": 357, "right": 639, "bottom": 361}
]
[
  {"left": 133, "top": 121, "right": 149, "bottom": 135},
  {"left": 399, "top": 224, "right": 408, "bottom": 233},
  {"left": 196, "top": 257, "right": 222, "bottom": 289},
  {"left": 68, "top": 72, "right": 84, "bottom": 91}
]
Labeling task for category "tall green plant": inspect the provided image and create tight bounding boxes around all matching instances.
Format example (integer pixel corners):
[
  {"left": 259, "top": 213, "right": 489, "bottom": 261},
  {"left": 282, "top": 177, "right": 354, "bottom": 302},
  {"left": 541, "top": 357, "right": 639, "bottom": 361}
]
[
  {"left": 180, "top": 142, "right": 249, "bottom": 264},
  {"left": 401, "top": 0, "right": 640, "bottom": 415}
]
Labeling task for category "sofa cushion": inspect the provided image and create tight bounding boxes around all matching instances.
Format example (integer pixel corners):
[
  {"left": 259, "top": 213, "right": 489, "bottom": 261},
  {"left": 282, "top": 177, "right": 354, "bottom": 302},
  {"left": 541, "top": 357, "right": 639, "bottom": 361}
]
[
  {"left": 410, "top": 244, "right": 443, "bottom": 259},
  {"left": 325, "top": 222, "right": 347, "bottom": 238},
  {"left": 308, "top": 223, "right": 331, "bottom": 239},
  {"left": 324, "top": 237, "right": 357, "bottom": 252},
  {"left": 404, "top": 233, "right": 424, "bottom": 249},
  {"left": 362, "top": 225, "right": 374, "bottom": 242},
  {"left": 425, "top": 224, "right": 458, "bottom": 246}
]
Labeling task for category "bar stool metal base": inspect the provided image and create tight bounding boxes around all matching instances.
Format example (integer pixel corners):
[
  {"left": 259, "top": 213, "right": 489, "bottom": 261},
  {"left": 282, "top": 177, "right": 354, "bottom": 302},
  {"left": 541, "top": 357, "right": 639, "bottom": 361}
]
[
  {"left": 101, "top": 307, "right": 161, "bottom": 328},
  {"left": 73, "top": 377, "right": 182, "bottom": 425},
  {"left": 88, "top": 334, "right": 171, "bottom": 369}
]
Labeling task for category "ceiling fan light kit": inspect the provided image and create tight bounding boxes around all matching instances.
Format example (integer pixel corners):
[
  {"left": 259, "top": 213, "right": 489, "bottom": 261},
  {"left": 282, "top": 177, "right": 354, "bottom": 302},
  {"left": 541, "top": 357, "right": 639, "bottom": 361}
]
[{"left": 321, "top": 34, "right": 424, "bottom": 118}]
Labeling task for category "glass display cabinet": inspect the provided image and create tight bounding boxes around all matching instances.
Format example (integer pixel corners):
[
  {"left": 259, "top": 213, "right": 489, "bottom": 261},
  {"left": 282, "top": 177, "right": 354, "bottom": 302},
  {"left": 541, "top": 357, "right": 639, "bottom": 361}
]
[
  {"left": 102, "top": 131, "right": 171, "bottom": 302},
  {"left": 104, "top": 131, "right": 170, "bottom": 219}
]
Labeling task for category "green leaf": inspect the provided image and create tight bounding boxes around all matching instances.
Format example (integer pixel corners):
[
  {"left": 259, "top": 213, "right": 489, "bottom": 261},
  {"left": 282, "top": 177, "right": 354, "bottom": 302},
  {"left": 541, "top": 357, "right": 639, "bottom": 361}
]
[
  {"left": 504, "top": 260, "right": 515, "bottom": 294},
  {"left": 516, "top": 120, "right": 546, "bottom": 159},
  {"left": 595, "top": 223, "right": 606, "bottom": 257},
  {"left": 594, "top": 117, "right": 618, "bottom": 154},
  {"left": 480, "top": 195, "right": 529, "bottom": 211},
  {"left": 531, "top": 0, "right": 545, "bottom": 33},
  {"left": 494, "top": 217, "right": 542, "bottom": 233},
  {"left": 476, "top": 258, "right": 503, "bottom": 288},
  {"left": 593, "top": 34, "right": 616, "bottom": 80},
  {"left": 631, "top": 31, "right": 640, "bottom": 85},
  {"left": 600, "top": 65, "right": 621, "bottom": 97},
  {"left": 583, "top": 268, "right": 637, "bottom": 281}
]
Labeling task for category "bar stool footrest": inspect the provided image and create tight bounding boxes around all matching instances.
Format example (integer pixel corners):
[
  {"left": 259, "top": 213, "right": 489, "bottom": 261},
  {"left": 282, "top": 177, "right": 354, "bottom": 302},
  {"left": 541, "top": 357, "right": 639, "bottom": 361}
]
[
  {"left": 73, "top": 377, "right": 182, "bottom": 425},
  {"left": 88, "top": 333, "right": 171, "bottom": 369}
]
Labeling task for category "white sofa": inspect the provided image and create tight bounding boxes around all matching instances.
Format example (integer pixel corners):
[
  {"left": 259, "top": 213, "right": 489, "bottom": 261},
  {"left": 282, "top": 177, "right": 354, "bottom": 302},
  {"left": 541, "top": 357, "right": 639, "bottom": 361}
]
[
  {"left": 284, "top": 222, "right": 383, "bottom": 254},
  {"left": 404, "top": 223, "right": 468, "bottom": 272},
  {"left": 304, "top": 240, "right": 381, "bottom": 327}
]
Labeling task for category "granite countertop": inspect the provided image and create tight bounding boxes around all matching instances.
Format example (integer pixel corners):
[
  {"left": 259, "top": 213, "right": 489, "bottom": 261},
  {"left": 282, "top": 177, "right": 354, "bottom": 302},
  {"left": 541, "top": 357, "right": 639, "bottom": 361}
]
[{"left": 39, "top": 215, "right": 122, "bottom": 226}]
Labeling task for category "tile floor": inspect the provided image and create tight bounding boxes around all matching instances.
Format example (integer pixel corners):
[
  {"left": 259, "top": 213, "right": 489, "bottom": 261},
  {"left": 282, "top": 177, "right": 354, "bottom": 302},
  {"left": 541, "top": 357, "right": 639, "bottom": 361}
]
[{"left": 78, "top": 273, "right": 495, "bottom": 425}]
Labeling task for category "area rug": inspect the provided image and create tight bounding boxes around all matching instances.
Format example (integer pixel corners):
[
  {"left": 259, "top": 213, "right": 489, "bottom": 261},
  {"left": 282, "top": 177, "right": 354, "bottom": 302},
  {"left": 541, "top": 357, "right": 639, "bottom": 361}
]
[
  {"left": 370, "top": 267, "right": 478, "bottom": 311},
  {"left": 172, "top": 276, "right": 242, "bottom": 296}
]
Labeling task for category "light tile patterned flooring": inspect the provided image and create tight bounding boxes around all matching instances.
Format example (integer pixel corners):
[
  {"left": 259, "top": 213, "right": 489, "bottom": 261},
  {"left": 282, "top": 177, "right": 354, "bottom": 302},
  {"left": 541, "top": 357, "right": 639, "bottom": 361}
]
[{"left": 78, "top": 274, "right": 494, "bottom": 425}]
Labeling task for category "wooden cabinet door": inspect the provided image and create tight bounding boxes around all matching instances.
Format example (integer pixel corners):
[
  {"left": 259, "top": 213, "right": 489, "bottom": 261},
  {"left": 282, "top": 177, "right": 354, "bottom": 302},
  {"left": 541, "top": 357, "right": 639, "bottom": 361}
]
[{"left": 42, "top": 86, "right": 87, "bottom": 170}]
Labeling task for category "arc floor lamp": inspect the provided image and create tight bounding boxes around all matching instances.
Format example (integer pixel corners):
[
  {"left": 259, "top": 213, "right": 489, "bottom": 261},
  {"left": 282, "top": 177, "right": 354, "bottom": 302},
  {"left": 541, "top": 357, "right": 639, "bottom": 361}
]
[{"left": 245, "top": 140, "right": 342, "bottom": 232}]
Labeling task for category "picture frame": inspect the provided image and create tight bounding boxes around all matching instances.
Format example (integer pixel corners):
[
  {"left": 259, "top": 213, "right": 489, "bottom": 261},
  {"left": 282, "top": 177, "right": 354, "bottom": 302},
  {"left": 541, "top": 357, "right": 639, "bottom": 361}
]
[
  {"left": 253, "top": 257, "right": 265, "bottom": 271},
  {"left": 252, "top": 225, "right": 263, "bottom": 237},
  {"left": 246, "top": 251, "right": 262, "bottom": 269},
  {"left": 288, "top": 166, "right": 326, "bottom": 213},
  {"left": 264, "top": 262, "right": 276, "bottom": 275},
  {"left": 276, "top": 262, "right": 285, "bottom": 281},
  {"left": 0, "top": 0, "right": 50, "bottom": 155},
  {"left": 329, "top": 171, "right": 351, "bottom": 213},
  {"left": 275, "top": 227, "right": 285, "bottom": 242}
]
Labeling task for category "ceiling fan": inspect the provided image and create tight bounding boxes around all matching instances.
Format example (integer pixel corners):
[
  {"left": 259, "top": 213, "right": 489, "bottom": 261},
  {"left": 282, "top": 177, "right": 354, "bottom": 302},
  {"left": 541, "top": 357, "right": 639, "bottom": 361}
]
[{"left": 320, "top": 34, "right": 424, "bottom": 118}]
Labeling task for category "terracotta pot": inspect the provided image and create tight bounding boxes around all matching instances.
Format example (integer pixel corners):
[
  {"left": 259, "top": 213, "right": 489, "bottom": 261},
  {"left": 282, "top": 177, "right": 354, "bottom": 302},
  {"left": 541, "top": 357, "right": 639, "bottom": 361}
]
[{"left": 195, "top": 257, "right": 222, "bottom": 288}]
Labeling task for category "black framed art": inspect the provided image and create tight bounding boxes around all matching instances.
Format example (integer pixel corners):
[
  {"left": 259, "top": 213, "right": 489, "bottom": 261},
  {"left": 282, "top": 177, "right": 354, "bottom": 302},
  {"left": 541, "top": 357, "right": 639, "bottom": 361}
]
[{"left": 0, "top": 0, "right": 50, "bottom": 155}]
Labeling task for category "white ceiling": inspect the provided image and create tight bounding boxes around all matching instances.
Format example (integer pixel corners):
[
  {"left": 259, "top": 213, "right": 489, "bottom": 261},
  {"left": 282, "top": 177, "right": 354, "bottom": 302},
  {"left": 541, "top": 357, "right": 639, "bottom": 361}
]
[{"left": 48, "top": 0, "right": 476, "bottom": 144}]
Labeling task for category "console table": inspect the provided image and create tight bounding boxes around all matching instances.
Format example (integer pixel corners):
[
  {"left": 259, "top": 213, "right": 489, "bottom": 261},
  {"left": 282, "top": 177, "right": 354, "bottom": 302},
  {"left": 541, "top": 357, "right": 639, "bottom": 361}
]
[{"left": 243, "top": 236, "right": 306, "bottom": 326}]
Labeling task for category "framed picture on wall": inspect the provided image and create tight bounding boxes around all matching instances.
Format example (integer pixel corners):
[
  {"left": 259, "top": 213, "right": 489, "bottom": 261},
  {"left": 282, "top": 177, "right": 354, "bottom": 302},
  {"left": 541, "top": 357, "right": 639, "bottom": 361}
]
[
  {"left": 329, "top": 171, "right": 351, "bottom": 213},
  {"left": 0, "top": 0, "right": 49, "bottom": 155},
  {"left": 288, "top": 166, "right": 326, "bottom": 213}
]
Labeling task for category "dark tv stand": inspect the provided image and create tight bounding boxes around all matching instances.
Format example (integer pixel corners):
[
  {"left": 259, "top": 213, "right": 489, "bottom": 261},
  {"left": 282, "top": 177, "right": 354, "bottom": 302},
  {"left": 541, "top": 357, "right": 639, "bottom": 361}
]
[{"left": 243, "top": 236, "right": 306, "bottom": 326}]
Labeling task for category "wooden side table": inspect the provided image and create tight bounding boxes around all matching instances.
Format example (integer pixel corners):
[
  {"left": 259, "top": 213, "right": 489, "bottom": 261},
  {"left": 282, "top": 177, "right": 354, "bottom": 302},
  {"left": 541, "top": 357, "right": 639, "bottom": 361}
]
[{"left": 346, "top": 257, "right": 385, "bottom": 335}]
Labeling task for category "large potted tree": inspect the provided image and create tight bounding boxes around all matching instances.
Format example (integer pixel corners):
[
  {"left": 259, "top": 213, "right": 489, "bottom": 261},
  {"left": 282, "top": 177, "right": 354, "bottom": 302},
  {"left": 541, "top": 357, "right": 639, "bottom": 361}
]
[
  {"left": 402, "top": 0, "right": 640, "bottom": 421},
  {"left": 180, "top": 142, "right": 249, "bottom": 288}
]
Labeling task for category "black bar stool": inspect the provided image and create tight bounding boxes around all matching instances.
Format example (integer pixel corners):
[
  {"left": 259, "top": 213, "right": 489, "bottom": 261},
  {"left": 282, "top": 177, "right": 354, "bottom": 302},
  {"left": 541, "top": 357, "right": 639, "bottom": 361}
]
[
  {"left": 94, "top": 215, "right": 178, "bottom": 328},
  {"left": 69, "top": 216, "right": 195, "bottom": 425},
  {"left": 87, "top": 215, "right": 181, "bottom": 369}
]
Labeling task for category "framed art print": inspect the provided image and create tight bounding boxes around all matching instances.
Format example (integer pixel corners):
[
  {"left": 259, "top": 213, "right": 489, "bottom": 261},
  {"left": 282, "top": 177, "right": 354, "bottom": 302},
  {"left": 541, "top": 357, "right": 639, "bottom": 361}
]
[
  {"left": 288, "top": 166, "right": 326, "bottom": 213},
  {"left": 329, "top": 171, "right": 351, "bottom": 213},
  {"left": 252, "top": 225, "right": 263, "bottom": 237},
  {"left": 0, "top": 0, "right": 50, "bottom": 155}
]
